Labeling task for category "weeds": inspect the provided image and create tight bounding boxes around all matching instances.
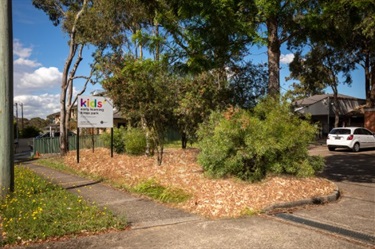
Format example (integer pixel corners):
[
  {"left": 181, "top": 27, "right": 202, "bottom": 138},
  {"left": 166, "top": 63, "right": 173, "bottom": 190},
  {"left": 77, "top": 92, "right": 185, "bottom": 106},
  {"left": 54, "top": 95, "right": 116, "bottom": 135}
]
[
  {"left": 0, "top": 167, "right": 126, "bottom": 246},
  {"left": 133, "top": 179, "right": 191, "bottom": 203}
]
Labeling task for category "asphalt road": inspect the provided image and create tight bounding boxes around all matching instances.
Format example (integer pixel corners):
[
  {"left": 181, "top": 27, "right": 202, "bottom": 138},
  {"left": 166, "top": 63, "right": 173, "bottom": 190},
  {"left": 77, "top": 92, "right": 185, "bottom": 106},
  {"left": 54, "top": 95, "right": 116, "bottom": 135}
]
[{"left": 276, "top": 145, "right": 375, "bottom": 246}]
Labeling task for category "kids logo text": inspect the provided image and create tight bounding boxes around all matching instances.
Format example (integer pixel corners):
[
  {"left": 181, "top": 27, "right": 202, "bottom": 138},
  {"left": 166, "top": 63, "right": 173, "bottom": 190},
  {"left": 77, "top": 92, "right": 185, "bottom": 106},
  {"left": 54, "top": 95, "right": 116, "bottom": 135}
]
[{"left": 80, "top": 98, "right": 103, "bottom": 108}]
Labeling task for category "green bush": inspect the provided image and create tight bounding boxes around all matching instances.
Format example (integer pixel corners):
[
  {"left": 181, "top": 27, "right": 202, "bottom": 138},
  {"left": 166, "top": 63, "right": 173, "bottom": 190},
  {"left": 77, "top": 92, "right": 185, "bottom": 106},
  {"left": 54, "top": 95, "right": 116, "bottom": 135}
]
[
  {"left": 197, "top": 97, "right": 324, "bottom": 182},
  {"left": 124, "top": 127, "right": 147, "bottom": 155},
  {"left": 101, "top": 127, "right": 126, "bottom": 153},
  {"left": 20, "top": 126, "right": 40, "bottom": 138}
]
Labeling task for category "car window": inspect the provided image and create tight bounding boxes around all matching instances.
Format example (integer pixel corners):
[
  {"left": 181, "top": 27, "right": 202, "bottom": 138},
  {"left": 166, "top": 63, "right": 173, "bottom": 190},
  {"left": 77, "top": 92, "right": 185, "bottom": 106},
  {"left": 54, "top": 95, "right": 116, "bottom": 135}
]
[
  {"left": 330, "top": 129, "right": 351, "bottom": 135},
  {"left": 361, "top": 129, "right": 372, "bottom": 135},
  {"left": 354, "top": 129, "right": 362, "bottom": 135}
]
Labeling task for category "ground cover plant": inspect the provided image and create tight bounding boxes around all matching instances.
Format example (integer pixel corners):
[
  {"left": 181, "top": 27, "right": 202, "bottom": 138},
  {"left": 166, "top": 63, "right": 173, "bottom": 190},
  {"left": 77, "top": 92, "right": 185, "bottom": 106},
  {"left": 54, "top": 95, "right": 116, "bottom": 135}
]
[{"left": 0, "top": 166, "right": 126, "bottom": 247}]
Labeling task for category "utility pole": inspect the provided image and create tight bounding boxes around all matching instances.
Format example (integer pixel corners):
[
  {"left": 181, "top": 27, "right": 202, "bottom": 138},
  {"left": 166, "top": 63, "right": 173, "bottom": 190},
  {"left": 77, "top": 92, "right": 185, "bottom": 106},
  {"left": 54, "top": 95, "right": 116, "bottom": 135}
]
[
  {"left": 0, "top": 0, "right": 14, "bottom": 198},
  {"left": 20, "top": 103, "right": 24, "bottom": 131},
  {"left": 15, "top": 102, "right": 19, "bottom": 141}
]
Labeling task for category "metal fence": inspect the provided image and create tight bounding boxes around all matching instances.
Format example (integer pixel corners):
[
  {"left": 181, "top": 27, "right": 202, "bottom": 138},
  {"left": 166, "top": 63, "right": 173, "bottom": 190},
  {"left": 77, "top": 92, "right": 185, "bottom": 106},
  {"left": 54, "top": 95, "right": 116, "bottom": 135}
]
[{"left": 33, "top": 135, "right": 105, "bottom": 154}]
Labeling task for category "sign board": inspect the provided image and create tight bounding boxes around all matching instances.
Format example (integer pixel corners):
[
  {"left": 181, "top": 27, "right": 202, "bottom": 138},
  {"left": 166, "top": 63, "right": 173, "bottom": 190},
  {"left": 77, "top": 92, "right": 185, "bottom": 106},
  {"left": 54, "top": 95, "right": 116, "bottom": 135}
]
[{"left": 77, "top": 96, "right": 113, "bottom": 128}]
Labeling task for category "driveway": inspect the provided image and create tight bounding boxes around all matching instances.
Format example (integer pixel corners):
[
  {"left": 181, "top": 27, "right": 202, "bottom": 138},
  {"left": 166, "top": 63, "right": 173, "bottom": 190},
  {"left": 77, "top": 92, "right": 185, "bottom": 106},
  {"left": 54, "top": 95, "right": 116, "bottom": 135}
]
[{"left": 272, "top": 145, "right": 375, "bottom": 246}]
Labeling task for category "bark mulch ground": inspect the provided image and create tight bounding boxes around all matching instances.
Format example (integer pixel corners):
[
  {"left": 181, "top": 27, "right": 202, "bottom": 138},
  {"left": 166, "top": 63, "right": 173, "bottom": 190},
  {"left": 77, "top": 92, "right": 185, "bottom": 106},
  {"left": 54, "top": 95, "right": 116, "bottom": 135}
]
[{"left": 63, "top": 148, "right": 336, "bottom": 219}]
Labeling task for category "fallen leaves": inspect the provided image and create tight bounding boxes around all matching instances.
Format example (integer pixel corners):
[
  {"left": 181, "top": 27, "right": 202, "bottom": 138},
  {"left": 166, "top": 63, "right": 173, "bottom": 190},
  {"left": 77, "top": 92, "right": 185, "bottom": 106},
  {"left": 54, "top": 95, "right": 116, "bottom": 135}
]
[{"left": 63, "top": 148, "right": 336, "bottom": 219}]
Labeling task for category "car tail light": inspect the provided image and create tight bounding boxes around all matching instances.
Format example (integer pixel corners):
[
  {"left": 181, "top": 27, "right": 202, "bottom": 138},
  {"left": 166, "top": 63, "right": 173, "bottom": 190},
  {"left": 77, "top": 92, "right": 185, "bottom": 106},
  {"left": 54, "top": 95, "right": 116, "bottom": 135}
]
[{"left": 347, "top": 135, "right": 353, "bottom": 140}]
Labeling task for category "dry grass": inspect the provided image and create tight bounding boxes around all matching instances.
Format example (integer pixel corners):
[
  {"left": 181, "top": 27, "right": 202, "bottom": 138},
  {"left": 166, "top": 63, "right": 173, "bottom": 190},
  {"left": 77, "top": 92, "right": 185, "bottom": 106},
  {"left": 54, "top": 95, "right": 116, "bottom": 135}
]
[{"left": 63, "top": 148, "right": 336, "bottom": 218}]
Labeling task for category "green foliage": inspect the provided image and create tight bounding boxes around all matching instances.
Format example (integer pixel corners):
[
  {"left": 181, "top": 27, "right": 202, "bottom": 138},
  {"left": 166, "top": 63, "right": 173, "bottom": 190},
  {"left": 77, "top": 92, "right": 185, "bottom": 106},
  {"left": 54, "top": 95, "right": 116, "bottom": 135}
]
[
  {"left": 197, "top": 97, "right": 324, "bottom": 182},
  {"left": 0, "top": 167, "right": 126, "bottom": 246},
  {"left": 101, "top": 127, "right": 126, "bottom": 154},
  {"left": 124, "top": 127, "right": 147, "bottom": 155},
  {"left": 20, "top": 126, "right": 41, "bottom": 138},
  {"left": 133, "top": 179, "right": 191, "bottom": 203},
  {"left": 102, "top": 57, "right": 177, "bottom": 164}
]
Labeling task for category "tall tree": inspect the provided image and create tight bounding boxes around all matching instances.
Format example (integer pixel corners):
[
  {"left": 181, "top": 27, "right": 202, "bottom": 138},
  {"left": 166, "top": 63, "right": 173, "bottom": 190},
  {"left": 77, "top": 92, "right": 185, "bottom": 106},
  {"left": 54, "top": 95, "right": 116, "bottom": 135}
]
[
  {"left": 33, "top": 0, "right": 137, "bottom": 155},
  {"left": 158, "top": 0, "right": 318, "bottom": 97},
  {"left": 289, "top": 46, "right": 354, "bottom": 127},
  {"left": 33, "top": 0, "right": 95, "bottom": 155},
  {"left": 286, "top": 52, "right": 326, "bottom": 100},
  {"left": 254, "top": 0, "right": 319, "bottom": 97},
  {"left": 301, "top": 0, "right": 375, "bottom": 106}
]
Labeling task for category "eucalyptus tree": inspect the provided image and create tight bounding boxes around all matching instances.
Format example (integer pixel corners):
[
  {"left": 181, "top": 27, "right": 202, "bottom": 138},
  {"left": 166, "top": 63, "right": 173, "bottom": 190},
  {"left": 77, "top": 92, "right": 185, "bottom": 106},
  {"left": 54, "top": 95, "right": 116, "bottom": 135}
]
[
  {"left": 32, "top": 0, "right": 139, "bottom": 155},
  {"left": 296, "top": 0, "right": 375, "bottom": 107},
  {"left": 286, "top": 52, "right": 326, "bottom": 100},
  {"left": 253, "top": 0, "right": 323, "bottom": 97},
  {"left": 157, "top": 0, "right": 321, "bottom": 97},
  {"left": 289, "top": 46, "right": 354, "bottom": 127},
  {"left": 321, "top": 0, "right": 375, "bottom": 107}
]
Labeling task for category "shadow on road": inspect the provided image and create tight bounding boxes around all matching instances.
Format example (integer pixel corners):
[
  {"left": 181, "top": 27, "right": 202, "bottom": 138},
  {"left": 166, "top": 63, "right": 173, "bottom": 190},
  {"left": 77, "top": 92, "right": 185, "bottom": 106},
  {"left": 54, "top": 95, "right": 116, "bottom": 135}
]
[{"left": 319, "top": 150, "right": 375, "bottom": 184}]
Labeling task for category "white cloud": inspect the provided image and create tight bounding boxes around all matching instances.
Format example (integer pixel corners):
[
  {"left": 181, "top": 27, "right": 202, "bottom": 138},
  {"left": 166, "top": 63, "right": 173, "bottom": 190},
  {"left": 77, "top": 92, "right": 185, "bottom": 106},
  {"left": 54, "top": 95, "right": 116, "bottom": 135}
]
[
  {"left": 14, "top": 57, "right": 41, "bottom": 67},
  {"left": 280, "top": 53, "right": 295, "bottom": 64},
  {"left": 14, "top": 94, "right": 60, "bottom": 119},
  {"left": 19, "top": 67, "right": 62, "bottom": 89},
  {"left": 13, "top": 39, "right": 32, "bottom": 58},
  {"left": 13, "top": 40, "right": 63, "bottom": 119}
]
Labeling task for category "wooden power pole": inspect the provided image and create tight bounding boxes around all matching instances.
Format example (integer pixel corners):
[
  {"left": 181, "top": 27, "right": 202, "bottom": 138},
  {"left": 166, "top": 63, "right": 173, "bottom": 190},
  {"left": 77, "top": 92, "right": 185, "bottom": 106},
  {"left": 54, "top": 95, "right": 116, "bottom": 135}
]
[{"left": 0, "top": 0, "right": 14, "bottom": 198}]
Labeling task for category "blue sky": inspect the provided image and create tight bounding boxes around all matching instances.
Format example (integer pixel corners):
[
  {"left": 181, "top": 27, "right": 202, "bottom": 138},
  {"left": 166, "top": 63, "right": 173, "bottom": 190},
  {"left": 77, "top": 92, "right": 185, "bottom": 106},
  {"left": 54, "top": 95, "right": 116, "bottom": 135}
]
[{"left": 12, "top": 0, "right": 366, "bottom": 119}]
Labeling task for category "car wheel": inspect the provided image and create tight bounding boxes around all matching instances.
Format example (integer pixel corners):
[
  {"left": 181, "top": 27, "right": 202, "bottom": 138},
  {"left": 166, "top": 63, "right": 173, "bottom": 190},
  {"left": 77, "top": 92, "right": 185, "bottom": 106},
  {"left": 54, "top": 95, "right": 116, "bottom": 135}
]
[
  {"left": 352, "top": 143, "right": 360, "bottom": 152},
  {"left": 328, "top": 147, "right": 335, "bottom": 151}
]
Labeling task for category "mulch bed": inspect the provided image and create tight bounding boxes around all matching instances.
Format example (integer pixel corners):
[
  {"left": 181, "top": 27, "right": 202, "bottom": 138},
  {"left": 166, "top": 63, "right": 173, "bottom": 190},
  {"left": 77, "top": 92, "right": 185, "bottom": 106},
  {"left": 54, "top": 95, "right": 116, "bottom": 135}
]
[{"left": 63, "top": 148, "right": 336, "bottom": 218}]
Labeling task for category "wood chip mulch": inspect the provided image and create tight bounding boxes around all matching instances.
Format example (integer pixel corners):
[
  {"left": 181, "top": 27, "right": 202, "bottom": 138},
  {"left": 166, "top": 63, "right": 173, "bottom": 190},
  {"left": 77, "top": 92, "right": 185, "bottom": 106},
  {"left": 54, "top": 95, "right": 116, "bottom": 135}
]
[{"left": 63, "top": 148, "right": 336, "bottom": 219}]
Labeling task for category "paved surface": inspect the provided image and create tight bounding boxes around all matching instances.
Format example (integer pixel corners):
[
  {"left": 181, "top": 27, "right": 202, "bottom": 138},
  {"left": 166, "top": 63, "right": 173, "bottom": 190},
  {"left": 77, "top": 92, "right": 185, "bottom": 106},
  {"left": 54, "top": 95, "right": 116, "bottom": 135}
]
[{"left": 12, "top": 146, "right": 375, "bottom": 249}]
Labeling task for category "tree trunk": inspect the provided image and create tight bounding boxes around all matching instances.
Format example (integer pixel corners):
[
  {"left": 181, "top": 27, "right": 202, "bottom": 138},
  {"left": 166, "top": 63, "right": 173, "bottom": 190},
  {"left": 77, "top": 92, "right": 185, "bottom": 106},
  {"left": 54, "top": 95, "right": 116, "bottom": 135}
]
[
  {"left": 181, "top": 132, "right": 187, "bottom": 149},
  {"left": 331, "top": 85, "right": 340, "bottom": 127},
  {"left": 141, "top": 115, "right": 151, "bottom": 156},
  {"left": 370, "top": 60, "right": 375, "bottom": 108},
  {"left": 59, "top": 2, "right": 87, "bottom": 156},
  {"left": 266, "top": 17, "right": 280, "bottom": 97},
  {"left": 365, "top": 53, "right": 371, "bottom": 106},
  {"left": 154, "top": 20, "right": 160, "bottom": 61},
  {"left": 60, "top": 83, "right": 68, "bottom": 156}
]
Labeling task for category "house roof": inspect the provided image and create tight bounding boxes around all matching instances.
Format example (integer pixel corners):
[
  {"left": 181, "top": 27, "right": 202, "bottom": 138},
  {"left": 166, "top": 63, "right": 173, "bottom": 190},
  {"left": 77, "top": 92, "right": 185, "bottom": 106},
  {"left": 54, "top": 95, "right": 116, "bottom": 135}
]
[{"left": 294, "top": 94, "right": 364, "bottom": 107}]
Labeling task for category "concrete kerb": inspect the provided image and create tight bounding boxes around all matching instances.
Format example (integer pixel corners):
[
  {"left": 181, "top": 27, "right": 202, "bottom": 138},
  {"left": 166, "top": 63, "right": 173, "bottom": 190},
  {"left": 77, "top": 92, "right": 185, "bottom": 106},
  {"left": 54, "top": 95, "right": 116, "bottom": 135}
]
[{"left": 262, "top": 184, "right": 340, "bottom": 213}]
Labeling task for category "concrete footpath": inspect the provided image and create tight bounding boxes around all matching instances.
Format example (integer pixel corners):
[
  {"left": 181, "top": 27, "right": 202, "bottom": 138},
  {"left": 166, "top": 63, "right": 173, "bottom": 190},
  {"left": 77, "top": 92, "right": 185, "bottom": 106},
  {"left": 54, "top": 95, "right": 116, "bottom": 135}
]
[{"left": 12, "top": 154, "right": 374, "bottom": 249}]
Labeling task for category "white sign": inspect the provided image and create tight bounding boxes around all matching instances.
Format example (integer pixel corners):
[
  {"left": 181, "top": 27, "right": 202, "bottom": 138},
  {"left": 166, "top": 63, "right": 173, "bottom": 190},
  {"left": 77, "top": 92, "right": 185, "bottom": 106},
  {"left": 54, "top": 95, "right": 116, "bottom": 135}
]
[{"left": 77, "top": 96, "right": 113, "bottom": 128}]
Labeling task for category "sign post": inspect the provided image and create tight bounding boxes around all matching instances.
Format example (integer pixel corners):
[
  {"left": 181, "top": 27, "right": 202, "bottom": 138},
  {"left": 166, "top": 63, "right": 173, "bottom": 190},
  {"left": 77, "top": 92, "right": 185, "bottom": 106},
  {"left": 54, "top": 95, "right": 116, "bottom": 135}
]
[{"left": 77, "top": 96, "right": 114, "bottom": 163}]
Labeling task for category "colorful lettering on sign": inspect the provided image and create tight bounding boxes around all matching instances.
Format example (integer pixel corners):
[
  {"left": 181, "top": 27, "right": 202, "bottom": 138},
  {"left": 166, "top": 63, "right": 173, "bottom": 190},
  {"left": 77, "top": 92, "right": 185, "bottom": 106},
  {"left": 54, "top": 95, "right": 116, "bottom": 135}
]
[{"left": 80, "top": 98, "right": 103, "bottom": 108}]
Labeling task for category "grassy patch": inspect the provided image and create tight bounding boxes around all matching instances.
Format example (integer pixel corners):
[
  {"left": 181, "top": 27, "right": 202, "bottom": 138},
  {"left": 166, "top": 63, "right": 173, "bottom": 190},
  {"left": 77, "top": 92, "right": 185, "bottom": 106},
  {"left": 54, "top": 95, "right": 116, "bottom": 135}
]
[
  {"left": 37, "top": 158, "right": 102, "bottom": 181},
  {"left": 133, "top": 179, "right": 191, "bottom": 203},
  {"left": 240, "top": 207, "right": 259, "bottom": 216},
  {"left": 37, "top": 157, "right": 74, "bottom": 173},
  {"left": 0, "top": 166, "right": 126, "bottom": 246}
]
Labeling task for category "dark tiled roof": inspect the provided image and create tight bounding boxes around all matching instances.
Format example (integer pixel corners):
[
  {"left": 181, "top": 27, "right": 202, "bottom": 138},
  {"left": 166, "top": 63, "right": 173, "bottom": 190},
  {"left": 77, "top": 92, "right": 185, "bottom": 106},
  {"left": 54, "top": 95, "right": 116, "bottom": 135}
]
[{"left": 294, "top": 94, "right": 363, "bottom": 106}]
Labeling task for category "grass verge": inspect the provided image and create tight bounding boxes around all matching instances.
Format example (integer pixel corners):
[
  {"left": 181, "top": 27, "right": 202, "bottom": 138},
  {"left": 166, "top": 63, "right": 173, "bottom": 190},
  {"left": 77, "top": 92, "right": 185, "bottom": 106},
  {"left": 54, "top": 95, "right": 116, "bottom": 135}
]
[
  {"left": 0, "top": 166, "right": 127, "bottom": 247},
  {"left": 36, "top": 158, "right": 192, "bottom": 205},
  {"left": 133, "top": 179, "right": 191, "bottom": 203}
]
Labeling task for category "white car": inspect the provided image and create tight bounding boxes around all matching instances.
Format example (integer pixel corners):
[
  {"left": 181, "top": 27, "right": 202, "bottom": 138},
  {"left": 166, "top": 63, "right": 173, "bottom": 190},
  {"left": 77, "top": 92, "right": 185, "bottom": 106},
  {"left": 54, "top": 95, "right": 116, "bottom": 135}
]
[{"left": 327, "top": 127, "right": 375, "bottom": 152}]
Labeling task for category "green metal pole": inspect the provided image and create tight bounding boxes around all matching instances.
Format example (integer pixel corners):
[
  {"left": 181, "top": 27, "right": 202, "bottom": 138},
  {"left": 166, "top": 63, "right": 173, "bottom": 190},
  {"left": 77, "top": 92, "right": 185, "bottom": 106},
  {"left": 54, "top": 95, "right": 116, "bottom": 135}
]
[{"left": 0, "top": 0, "right": 14, "bottom": 198}]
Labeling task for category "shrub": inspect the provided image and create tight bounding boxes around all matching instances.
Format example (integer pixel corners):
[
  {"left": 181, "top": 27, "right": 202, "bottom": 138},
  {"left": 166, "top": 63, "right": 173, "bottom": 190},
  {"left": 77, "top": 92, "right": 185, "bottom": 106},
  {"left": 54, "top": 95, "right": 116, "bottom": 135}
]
[
  {"left": 101, "top": 126, "right": 126, "bottom": 153},
  {"left": 197, "top": 97, "right": 324, "bottom": 182},
  {"left": 20, "top": 126, "right": 40, "bottom": 138},
  {"left": 124, "top": 127, "right": 147, "bottom": 155}
]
